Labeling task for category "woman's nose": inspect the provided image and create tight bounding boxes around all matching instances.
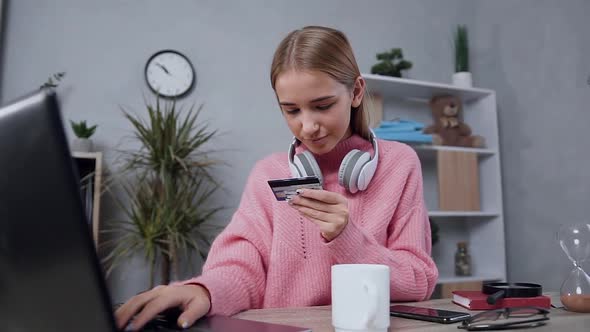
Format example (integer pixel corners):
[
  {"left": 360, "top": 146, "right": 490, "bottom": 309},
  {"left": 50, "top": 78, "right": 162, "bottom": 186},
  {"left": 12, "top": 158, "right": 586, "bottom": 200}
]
[{"left": 301, "top": 113, "right": 319, "bottom": 134}]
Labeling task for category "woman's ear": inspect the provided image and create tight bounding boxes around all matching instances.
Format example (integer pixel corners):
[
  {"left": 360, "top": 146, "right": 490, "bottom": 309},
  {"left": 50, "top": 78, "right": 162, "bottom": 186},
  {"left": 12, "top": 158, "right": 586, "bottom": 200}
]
[{"left": 351, "top": 76, "right": 366, "bottom": 108}]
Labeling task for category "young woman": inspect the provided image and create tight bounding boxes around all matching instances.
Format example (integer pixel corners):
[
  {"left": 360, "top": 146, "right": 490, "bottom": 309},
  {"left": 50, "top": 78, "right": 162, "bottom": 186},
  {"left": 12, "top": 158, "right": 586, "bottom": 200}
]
[{"left": 116, "top": 26, "right": 438, "bottom": 331}]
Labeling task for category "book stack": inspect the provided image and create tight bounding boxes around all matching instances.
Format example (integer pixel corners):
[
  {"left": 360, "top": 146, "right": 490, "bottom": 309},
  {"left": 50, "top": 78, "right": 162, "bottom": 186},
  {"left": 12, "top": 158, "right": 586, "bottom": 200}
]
[{"left": 452, "top": 291, "right": 551, "bottom": 310}]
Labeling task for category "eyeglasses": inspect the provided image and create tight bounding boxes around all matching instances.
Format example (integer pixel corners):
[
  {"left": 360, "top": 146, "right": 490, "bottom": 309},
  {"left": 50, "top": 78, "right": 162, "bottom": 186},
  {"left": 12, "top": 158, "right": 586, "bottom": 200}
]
[{"left": 458, "top": 306, "right": 549, "bottom": 331}]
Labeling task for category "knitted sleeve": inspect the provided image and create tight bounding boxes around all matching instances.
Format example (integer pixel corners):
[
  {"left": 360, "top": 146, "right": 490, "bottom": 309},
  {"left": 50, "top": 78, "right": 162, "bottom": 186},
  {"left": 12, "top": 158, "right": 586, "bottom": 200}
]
[
  {"left": 326, "top": 146, "right": 438, "bottom": 301},
  {"left": 181, "top": 159, "right": 274, "bottom": 315}
]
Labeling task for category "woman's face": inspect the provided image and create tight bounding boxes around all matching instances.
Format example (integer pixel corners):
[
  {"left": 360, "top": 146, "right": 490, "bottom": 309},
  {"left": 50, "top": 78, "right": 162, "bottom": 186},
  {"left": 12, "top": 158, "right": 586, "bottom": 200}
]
[{"left": 274, "top": 70, "right": 364, "bottom": 155}]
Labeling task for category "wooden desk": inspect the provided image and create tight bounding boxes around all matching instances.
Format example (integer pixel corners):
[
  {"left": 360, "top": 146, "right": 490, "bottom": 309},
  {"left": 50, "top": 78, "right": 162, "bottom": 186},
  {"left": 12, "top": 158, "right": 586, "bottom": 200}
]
[{"left": 235, "top": 293, "right": 590, "bottom": 331}]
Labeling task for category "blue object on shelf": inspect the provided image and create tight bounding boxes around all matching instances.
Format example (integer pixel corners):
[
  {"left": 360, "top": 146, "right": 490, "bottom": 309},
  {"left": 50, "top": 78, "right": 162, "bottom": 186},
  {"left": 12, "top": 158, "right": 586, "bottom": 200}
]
[
  {"left": 374, "top": 119, "right": 433, "bottom": 144},
  {"left": 378, "top": 119, "right": 425, "bottom": 131},
  {"left": 373, "top": 131, "right": 433, "bottom": 143}
]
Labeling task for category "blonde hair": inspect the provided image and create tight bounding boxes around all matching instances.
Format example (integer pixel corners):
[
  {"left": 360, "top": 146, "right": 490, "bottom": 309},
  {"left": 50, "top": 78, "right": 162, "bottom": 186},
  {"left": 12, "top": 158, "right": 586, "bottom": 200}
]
[{"left": 270, "top": 26, "right": 371, "bottom": 140}]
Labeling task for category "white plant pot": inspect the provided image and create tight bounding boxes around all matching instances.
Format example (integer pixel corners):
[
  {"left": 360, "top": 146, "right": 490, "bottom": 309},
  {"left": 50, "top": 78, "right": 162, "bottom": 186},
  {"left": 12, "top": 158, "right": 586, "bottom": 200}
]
[
  {"left": 71, "top": 138, "right": 93, "bottom": 152},
  {"left": 452, "top": 72, "right": 473, "bottom": 88}
]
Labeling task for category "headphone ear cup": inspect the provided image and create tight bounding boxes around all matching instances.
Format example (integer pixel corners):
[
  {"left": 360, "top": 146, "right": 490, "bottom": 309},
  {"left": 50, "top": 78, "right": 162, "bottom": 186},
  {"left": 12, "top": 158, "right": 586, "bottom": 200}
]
[
  {"left": 357, "top": 156, "right": 377, "bottom": 191},
  {"left": 293, "top": 151, "right": 323, "bottom": 184},
  {"left": 338, "top": 149, "right": 370, "bottom": 193}
]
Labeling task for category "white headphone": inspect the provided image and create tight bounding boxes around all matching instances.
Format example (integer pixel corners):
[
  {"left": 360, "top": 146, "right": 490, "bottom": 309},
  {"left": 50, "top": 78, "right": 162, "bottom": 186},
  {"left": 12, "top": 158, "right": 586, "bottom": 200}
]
[{"left": 288, "top": 130, "right": 379, "bottom": 194}]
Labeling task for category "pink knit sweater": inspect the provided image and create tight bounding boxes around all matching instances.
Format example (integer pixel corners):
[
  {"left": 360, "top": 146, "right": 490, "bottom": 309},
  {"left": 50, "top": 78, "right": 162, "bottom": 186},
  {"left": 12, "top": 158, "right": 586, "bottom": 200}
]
[{"left": 184, "top": 134, "right": 438, "bottom": 315}]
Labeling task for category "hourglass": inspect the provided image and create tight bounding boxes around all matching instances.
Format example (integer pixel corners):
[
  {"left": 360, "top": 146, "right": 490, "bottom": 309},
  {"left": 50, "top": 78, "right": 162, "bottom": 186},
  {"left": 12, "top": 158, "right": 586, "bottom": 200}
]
[{"left": 557, "top": 223, "right": 590, "bottom": 312}]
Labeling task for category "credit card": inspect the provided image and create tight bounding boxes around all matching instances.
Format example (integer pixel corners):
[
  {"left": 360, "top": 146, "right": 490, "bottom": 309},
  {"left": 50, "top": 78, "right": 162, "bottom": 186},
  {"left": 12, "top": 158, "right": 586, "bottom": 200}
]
[{"left": 267, "top": 176, "right": 322, "bottom": 201}]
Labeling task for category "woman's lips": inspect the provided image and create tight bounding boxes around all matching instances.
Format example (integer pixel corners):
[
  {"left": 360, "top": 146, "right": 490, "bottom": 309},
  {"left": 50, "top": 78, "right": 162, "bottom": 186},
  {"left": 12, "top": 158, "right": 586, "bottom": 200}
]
[{"left": 309, "top": 136, "right": 328, "bottom": 145}]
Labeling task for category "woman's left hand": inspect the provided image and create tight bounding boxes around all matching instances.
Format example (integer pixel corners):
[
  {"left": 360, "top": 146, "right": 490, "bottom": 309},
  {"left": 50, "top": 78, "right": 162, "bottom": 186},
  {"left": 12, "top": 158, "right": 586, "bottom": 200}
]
[{"left": 288, "top": 189, "right": 349, "bottom": 241}]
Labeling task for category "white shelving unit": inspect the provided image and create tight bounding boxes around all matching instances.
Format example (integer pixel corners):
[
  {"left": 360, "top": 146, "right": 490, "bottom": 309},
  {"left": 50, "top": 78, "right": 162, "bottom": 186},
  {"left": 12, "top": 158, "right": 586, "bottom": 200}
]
[
  {"left": 72, "top": 151, "right": 103, "bottom": 247},
  {"left": 363, "top": 73, "right": 506, "bottom": 287}
]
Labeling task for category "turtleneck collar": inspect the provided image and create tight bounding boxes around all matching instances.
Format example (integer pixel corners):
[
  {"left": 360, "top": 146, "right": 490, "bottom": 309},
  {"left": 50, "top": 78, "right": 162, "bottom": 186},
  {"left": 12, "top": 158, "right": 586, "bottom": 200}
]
[{"left": 295, "top": 134, "right": 373, "bottom": 172}]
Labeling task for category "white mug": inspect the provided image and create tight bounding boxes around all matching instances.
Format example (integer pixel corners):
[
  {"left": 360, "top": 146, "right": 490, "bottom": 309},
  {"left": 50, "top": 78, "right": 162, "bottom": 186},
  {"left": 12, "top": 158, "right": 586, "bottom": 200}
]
[{"left": 331, "top": 264, "right": 390, "bottom": 332}]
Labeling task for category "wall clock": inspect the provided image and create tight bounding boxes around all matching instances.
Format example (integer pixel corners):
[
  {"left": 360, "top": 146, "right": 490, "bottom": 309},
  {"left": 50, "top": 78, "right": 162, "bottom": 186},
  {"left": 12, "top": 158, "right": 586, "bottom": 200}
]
[{"left": 145, "top": 49, "right": 195, "bottom": 98}]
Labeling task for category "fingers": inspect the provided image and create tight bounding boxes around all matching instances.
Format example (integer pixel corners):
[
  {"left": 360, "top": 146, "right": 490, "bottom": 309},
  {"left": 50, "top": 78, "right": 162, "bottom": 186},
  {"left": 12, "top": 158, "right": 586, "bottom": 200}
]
[
  {"left": 295, "top": 206, "right": 346, "bottom": 232},
  {"left": 288, "top": 189, "right": 349, "bottom": 241},
  {"left": 115, "top": 287, "right": 161, "bottom": 329},
  {"left": 289, "top": 189, "right": 346, "bottom": 212},
  {"left": 177, "top": 297, "right": 210, "bottom": 328},
  {"left": 296, "top": 189, "right": 344, "bottom": 205},
  {"left": 302, "top": 214, "right": 343, "bottom": 241},
  {"left": 290, "top": 193, "right": 348, "bottom": 225},
  {"left": 130, "top": 295, "right": 182, "bottom": 330},
  {"left": 114, "top": 284, "right": 210, "bottom": 331},
  {"left": 289, "top": 195, "right": 334, "bottom": 213},
  {"left": 293, "top": 205, "right": 333, "bottom": 222}
]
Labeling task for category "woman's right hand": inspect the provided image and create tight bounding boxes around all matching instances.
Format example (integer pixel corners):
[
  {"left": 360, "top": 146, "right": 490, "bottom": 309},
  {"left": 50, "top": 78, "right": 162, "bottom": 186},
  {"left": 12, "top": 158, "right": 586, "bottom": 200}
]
[{"left": 115, "top": 284, "right": 211, "bottom": 331}]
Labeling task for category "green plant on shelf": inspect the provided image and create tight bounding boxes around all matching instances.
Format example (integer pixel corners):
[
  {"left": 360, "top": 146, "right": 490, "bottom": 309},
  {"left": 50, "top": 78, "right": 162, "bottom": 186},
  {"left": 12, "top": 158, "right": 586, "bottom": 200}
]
[
  {"left": 370, "top": 48, "right": 412, "bottom": 78},
  {"left": 70, "top": 120, "right": 98, "bottom": 139},
  {"left": 454, "top": 25, "right": 469, "bottom": 73}
]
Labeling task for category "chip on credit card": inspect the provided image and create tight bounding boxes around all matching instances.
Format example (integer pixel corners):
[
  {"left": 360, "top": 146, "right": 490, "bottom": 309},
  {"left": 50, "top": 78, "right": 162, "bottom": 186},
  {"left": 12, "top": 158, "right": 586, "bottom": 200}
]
[{"left": 267, "top": 176, "right": 322, "bottom": 201}]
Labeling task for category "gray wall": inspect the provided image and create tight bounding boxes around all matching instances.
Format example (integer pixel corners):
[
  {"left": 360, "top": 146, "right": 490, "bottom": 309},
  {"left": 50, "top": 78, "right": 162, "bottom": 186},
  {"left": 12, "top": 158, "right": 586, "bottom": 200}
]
[
  {"left": 2, "top": 1, "right": 588, "bottom": 302},
  {"left": 470, "top": 0, "right": 590, "bottom": 292},
  {"left": 1, "top": 0, "right": 470, "bottom": 302}
]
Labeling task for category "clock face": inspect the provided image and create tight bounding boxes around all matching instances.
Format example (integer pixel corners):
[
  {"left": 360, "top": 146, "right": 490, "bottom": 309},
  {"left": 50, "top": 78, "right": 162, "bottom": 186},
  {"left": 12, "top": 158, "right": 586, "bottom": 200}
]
[{"left": 145, "top": 50, "right": 195, "bottom": 98}]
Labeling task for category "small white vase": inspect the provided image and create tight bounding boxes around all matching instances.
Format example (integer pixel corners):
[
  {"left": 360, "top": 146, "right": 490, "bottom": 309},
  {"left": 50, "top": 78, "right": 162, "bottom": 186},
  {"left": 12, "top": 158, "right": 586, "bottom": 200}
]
[
  {"left": 452, "top": 72, "right": 473, "bottom": 88},
  {"left": 71, "top": 138, "right": 93, "bottom": 152}
]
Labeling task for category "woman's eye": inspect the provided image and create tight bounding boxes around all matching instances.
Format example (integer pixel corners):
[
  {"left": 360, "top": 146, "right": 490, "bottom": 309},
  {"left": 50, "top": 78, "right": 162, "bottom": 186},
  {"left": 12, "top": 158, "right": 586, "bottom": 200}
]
[
  {"left": 284, "top": 108, "right": 300, "bottom": 114},
  {"left": 316, "top": 103, "right": 334, "bottom": 111}
]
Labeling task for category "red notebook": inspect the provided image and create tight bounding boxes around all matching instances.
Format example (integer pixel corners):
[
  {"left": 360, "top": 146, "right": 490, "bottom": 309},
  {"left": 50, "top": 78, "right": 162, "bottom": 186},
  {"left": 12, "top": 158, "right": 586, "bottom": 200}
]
[{"left": 452, "top": 291, "right": 551, "bottom": 310}]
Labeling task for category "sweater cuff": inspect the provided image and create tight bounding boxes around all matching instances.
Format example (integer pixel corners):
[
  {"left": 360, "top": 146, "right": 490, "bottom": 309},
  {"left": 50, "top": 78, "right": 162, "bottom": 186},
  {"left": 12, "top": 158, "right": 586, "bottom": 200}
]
[
  {"left": 180, "top": 272, "right": 244, "bottom": 316},
  {"left": 325, "top": 220, "right": 369, "bottom": 263}
]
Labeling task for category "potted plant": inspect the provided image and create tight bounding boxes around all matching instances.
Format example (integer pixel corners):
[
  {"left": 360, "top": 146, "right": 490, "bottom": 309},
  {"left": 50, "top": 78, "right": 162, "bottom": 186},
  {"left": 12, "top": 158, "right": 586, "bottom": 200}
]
[
  {"left": 70, "top": 120, "right": 97, "bottom": 152},
  {"left": 40, "top": 72, "right": 66, "bottom": 90},
  {"left": 102, "top": 97, "right": 223, "bottom": 287},
  {"left": 452, "top": 25, "right": 472, "bottom": 87},
  {"left": 371, "top": 48, "right": 413, "bottom": 78}
]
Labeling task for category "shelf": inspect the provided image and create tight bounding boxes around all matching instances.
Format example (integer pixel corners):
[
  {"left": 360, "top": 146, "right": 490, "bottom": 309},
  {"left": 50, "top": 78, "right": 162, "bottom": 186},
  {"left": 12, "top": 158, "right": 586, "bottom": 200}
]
[
  {"left": 71, "top": 151, "right": 103, "bottom": 247},
  {"left": 411, "top": 145, "right": 496, "bottom": 162},
  {"left": 437, "top": 275, "right": 503, "bottom": 284},
  {"left": 72, "top": 151, "right": 102, "bottom": 159},
  {"left": 363, "top": 73, "right": 493, "bottom": 102},
  {"left": 370, "top": 72, "right": 507, "bottom": 288},
  {"left": 412, "top": 145, "right": 496, "bottom": 155},
  {"left": 428, "top": 211, "right": 500, "bottom": 218}
]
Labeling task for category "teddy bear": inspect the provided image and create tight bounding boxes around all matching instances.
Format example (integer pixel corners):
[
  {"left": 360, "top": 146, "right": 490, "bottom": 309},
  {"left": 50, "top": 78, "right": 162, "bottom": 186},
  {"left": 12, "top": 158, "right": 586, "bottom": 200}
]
[{"left": 423, "top": 95, "right": 485, "bottom": 148}]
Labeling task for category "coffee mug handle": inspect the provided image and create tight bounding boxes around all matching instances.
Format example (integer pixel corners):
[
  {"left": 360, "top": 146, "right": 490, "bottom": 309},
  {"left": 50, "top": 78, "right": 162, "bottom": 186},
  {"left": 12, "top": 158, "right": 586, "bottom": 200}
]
[{"left": 363, "top": 280, "right": 378, "bottom": 327}]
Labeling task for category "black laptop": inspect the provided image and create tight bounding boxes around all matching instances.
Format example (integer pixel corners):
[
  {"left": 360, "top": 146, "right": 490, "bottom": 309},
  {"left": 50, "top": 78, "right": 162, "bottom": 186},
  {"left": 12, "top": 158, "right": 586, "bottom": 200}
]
[{"left": 0, "top": 90, "right": 310, "bottom": 332}]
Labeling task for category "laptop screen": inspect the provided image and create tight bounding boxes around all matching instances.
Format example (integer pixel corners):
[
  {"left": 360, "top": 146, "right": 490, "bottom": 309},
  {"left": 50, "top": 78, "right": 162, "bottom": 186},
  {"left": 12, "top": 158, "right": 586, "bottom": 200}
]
[{"left": 0, "top": 90, "right": 117, "bottom": 332}]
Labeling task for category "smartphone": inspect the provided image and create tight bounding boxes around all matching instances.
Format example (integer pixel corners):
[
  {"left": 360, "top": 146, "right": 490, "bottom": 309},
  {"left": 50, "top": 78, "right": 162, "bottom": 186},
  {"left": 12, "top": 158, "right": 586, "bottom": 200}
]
[
  {"left": 267, "top": 176, "right": 322, "bottom": 201},
  {"left": 390, "top": 305, "right": 471, "bottom": 324}
]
